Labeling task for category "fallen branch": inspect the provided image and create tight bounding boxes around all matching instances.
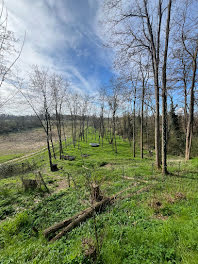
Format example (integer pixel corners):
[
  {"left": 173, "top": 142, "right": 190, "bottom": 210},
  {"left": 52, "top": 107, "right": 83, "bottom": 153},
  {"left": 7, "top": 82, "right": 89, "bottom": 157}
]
[
  {"left": 44, "top": 183, "right": 138, "bottom": 239},
  {"left": 43, "top": 214, "right": 76, "bottom": 238},
  {"left": 44, "top": 182, "right": 152, "bottom": 242},
  {"left": 43, "top": 200, "right": 109, "bottom": 239},
  {"left": 50, "top": 197, "right": 111, "bottom": 242}
]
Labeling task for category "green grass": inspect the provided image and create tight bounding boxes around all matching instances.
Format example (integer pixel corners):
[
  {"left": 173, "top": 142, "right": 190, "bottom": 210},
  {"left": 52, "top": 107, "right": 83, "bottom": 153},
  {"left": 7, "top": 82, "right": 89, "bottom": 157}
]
[
  {"left": 0, "top": 154, "right": 24, "bottom": 163},
  {"left": 0, "top": 130, "right": 198, "bottom": 263}
]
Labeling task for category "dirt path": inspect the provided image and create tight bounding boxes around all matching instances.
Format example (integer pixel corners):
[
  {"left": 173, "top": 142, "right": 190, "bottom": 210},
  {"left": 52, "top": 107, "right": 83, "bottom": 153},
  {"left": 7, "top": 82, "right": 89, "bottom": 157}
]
[{"left": 0, "top": 147, "right": 47, "bottom": 166}]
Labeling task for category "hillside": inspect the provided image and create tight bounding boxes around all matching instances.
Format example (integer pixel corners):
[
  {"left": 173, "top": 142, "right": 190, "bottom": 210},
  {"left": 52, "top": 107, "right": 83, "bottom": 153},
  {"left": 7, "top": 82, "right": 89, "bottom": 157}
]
[{"left": 0, "top": 132, "right": 198, "bottom": 264}]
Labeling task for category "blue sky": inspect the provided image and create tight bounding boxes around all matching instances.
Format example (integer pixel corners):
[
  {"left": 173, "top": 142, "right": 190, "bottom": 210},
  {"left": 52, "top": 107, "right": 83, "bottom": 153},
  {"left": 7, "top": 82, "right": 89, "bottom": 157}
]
[{"left": 5, "top": 0, "right": 113, "bottom": 96}]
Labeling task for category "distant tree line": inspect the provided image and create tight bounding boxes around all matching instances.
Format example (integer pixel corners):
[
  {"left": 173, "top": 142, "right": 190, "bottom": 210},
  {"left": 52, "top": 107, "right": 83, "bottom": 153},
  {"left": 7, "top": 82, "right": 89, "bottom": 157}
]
[{"left": 0, "top": 115, "right": 41, "bottom": 134}]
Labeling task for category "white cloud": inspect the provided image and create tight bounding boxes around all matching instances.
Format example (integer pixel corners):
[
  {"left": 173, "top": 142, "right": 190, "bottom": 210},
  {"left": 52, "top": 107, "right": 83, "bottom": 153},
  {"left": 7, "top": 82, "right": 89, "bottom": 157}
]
[{"left": 0, "top": 0, "right": 112, "bottom": 115}]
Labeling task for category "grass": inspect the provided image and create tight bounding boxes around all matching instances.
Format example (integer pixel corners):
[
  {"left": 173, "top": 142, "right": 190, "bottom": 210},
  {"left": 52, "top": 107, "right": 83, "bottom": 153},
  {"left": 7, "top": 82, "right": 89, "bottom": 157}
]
[
  {"left": 0, "top": 130, "right": 198, "bottom": 263},
  {"left": 0, "top": 153, "right": 24, "bottom": 163}
]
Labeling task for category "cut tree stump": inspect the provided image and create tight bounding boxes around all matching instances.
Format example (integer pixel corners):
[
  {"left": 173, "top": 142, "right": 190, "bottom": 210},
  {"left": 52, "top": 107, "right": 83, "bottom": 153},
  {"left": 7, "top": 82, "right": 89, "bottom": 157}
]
[
  {"left": 21, "top": 178, "right": 38, "bottom": 191},
  {"left": 21, "top": 172, "right": 49, "bottom": 192},
  {"left": 91, "top": 183, "right": 103, "bottom": 202},
  {"left": 51, "top": 164, "right": 58, "bottom": 171}
]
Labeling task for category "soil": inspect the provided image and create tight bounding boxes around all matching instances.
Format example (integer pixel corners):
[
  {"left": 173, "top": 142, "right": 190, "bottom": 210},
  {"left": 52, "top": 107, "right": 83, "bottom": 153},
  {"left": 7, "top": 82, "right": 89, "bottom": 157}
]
[{"left": 55, "top": 179, "right": 68, "bottom": 192}]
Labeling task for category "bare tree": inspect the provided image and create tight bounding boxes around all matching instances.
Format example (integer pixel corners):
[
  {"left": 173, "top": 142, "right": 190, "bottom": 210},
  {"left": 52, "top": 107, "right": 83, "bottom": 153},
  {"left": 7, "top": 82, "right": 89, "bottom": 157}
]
[
  {"left": 106, "top": 79, "right": 122, "bottom": 153},
  {"left": 172, "top": 45, "right": 191, "bottom": 135},
  {"left": 28, "top": 66, "right": 55, "bottom": 171},
  {"left": 66, "top": 92, "right": 80, "bottom": 148},
  {"left": 161, "top": 0, "right": 172, "bottom": 175},
  {"left": 0, "top": 1, "right": 24, "bottom": 110},
  {"left": 121, "top": 72, "right": 138, "bottom": 158},
  {"left": 50, "top": 74, "right": 69, "bottom": 159},
  {"left": 80, "top": 95, "right": 90, "bottom": 142},
  {"left": 138, "top": 58, "right": 150, "bottom": 159},
  {"left": 98, "top": 87, "right": 106, "bottom": 147},
  {"left": 173, "top": 0, "right": 198, "bottom": 160}
]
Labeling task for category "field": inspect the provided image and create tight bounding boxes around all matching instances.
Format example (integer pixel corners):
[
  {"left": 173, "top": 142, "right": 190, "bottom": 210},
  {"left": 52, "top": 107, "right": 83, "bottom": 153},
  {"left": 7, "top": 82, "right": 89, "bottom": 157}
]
[
  {"left": 0, "top": 127, "right": 62, "bottom": 164},
  {"left": 0, "top": 128, "right": 47, "bottom": 157},
  {"left": 0, "top": 129, "right": 198, "bottom": 263}
]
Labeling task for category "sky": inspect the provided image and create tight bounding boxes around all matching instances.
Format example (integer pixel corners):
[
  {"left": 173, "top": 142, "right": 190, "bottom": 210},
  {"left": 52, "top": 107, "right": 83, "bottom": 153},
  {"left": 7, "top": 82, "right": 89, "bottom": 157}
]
[{"left": 1, "top": 0, "right": 114, "bottom": 114}]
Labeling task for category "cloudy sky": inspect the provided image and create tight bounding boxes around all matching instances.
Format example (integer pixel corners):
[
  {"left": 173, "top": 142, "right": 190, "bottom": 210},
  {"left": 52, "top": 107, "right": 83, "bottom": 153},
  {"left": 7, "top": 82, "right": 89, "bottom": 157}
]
[{"left": 1, "top": 0, "right": 113, "bottom": 113}]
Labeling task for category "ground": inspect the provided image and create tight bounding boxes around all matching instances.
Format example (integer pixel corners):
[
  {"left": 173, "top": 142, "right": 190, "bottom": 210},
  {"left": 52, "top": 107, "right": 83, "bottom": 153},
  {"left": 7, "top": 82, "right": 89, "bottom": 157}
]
[{"left": 0, "top": 129, "right": 198, "bottom": 263}]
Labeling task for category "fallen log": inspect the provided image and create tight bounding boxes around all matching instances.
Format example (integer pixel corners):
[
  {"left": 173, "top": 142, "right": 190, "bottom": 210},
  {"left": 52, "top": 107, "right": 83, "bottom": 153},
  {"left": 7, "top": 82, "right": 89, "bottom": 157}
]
[
  {"left": 43, "top": 198, "right": 111, "bottom": 239},
  {"left": 44, "top": 182, "right": 152, "bottom": 242},
  {"left": 43, "top": 183, "right": 138, "bottom": 239},
  {"left": 43, "top": 215, "right": 75, "bottom": 238},
  {"left": 50, "top": 197, "right": 111, "bottom": 242}
]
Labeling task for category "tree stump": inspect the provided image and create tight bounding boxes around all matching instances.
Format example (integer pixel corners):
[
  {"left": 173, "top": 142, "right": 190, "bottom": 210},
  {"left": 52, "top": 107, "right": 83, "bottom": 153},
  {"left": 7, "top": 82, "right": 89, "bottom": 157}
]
[
  {"left": 91, "top": 184, "right": 103, "bottom": 202},
  {"left": 21, "top": 178, "right": 38, "bottom": 191},
  {"left": 51, "top": 164, "right": 58, "bottom": 171}
]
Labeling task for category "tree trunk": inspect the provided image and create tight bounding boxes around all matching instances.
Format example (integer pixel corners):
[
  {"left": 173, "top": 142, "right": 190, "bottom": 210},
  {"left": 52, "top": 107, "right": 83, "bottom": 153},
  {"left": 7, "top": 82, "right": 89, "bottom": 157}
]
[
  {"left": 113, "top": 111, "right": 117, "bottom": 153},
  {"left": 140, "top": 80, "right": 145, "bottom": 159},
  {"left": 133, "top": 88, "right": 136, "bottom": 158},
  {"left": 56, "top": 109, "right": 63, "bottom": 159},
  {"left": 62, "top": 119, "right": 67, "bottom": 148},
  {"left": 46, "top": 112, "right": 53, "bottom": 171},
  {"left": 144, "top": 0, "right": 162, "bottom": 169},
  {"left": 50, "top": 198, "right": 111, "bottom": 242},
  {"left": 185, "top": 46, "right": 198, "bottom": 160},
  {"left": 182, "top": 60, "right": 188, "bottom": 135},
  {"left": 161, "top": 0, "right": 172, "bottom": 175},
  {"left": 145, "top": 106, "right": 149, "bottom": 152},
  {"left": 49, "top": 115, "right": 56, "bottom": 159},
  {"left": 86, "top": 117, "right": 89, "bottom": 143}
]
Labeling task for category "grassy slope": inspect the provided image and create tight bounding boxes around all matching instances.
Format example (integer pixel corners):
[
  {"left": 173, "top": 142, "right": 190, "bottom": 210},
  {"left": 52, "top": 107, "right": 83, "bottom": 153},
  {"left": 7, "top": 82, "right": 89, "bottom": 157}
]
[
  {"left": 0, "top": 132, "right": 198, "bottom": 263},
  {"left": 0, "top": 154, "right": 24, "bottom": 163}
]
